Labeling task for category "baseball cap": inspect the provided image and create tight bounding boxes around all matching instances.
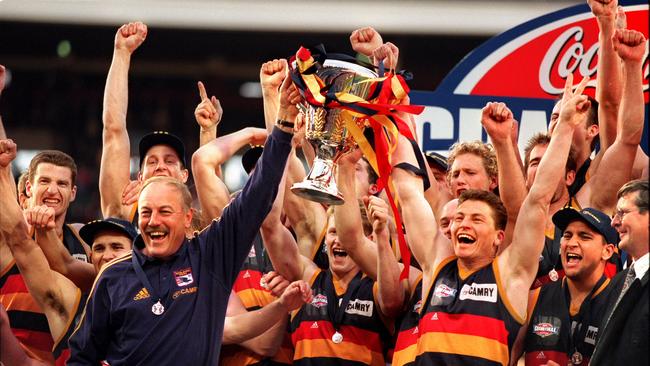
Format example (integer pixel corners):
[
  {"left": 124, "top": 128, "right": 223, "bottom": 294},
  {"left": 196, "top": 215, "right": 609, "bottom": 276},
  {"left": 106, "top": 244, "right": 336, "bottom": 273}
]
[
  {"left": 425, "top": 151, "right": 448, "bottom": 171},
  {"left": 138, "top": 131, "right": 187, "bottom": 168},
  {"left": 552, "top": 207, "right": 619, "bottom": 244},
  {"left": 241, "top": 145, "right": 263, "bottom": 174},
  {"left": 79, "top": 217, "right": 138, "bottom": 246}
]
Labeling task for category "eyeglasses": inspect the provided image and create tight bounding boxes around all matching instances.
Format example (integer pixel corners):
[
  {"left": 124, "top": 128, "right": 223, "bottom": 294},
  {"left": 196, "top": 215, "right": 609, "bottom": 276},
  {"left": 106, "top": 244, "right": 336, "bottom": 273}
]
[{"left": 612, "top": 208, "right": 638, "bottom": 221}]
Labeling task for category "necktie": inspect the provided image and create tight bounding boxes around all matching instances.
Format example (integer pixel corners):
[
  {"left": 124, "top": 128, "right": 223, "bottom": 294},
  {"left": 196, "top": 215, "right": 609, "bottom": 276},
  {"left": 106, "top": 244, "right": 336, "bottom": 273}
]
[{"left": 605, "top": 265, "right": 636, "bottom": 327}]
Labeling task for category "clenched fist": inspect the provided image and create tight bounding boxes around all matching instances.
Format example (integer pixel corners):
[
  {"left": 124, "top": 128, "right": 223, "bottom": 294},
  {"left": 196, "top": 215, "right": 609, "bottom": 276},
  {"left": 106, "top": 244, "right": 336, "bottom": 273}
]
[{"left": 115, "top": 22, "right": 148, "bottom": 53}]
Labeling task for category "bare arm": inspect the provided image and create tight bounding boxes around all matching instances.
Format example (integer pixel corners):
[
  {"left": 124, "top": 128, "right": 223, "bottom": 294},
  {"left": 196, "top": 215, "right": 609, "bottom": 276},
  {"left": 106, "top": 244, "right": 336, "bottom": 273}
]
[
  {"left": 260, "top": 164, "right": 310, "bottom": 282},
  {"left": 588, "top": 29, "right": 646, "bottom": 213},
  {"left": 224, "top": 281, "right": 311, "bottom": 350},
  {"left": 260, "top": 59, "right": 286, "bottom": 131},
  {"left": 500, "top": 75, "right": 590, "bottom": 318},
  {"left": 192, "top": 127, "right": 268, "bottom": 220},
  {"left": 99, "top": 22, "right": 147, "bottom": 219},
  {"left": 27, "top": 213, "right": 96, "bottom": 292},
  {"left": 589, "top": 0, "right": 623, "bottom": 149},
  {"left": 262, "top": 71, "right": 318, "bottom": 282},
  {"left": 367, "top": 195, "right": 406, "bottom": 318},
  {"left": 282, "top": 148, "right": 328, "bottom": 258},
  {"left": 481, "top": 102, "right": 527, "bottom": 251},
  {"left": 334, "top": 150, "right": 379, "bottom": 279},
  {"left": 0, "top": 141, "right": 78, "bottom": 343}
]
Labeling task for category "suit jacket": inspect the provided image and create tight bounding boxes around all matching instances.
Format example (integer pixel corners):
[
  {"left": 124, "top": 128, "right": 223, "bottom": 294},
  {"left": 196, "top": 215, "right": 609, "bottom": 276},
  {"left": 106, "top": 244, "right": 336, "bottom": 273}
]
[{"left": 590, "top": 268, "right": 649, "bottom": 365}]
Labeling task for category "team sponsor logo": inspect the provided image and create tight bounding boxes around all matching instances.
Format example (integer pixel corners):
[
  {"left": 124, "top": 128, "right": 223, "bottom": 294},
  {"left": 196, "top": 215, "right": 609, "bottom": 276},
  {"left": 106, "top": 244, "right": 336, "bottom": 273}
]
[
  {"left": 311, "top": 294, "right": 328, "bottom": 308},
  {"left": 172, "top": 286, "right": 198, "bottom": 299},
  {"left": 533, "top": 322, "right": 560, "bottom": 337},
  {"left": 133, "top": 287, "right": 150, "bottom": 301},
  {"left": 344, "top": 299, "right": 374, "bottom": 317},
  {"left": 410, "top": 1, "right": 648, "bottom": 155},
  {"left": 459, "top": 283, "right": 497, "bottom": 303},
  {"left": 174, "top": 268, "right": 194, "bottom": 287},
  {"left": 584, "top": 325, "right": 598, "bottom": 345},
  {"left": 434, "top": 283, "right": 457, "bottom": 299}
]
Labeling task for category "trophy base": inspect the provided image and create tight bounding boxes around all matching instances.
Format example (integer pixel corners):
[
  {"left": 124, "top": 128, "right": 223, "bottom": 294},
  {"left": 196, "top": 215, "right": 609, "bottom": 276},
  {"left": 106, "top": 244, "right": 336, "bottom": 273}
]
[{"left": 290, "top": 181, "right": 345, "bottom": 206}]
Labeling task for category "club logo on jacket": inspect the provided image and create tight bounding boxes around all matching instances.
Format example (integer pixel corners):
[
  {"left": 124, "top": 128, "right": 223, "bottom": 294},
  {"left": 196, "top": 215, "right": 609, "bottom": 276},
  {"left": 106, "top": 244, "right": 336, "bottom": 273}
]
[
  {"left": 459, "top": 283, "right": 497, "bottom": 303},
  {"left": 174, "top": 268, "right": 194, "bottom": 287}
]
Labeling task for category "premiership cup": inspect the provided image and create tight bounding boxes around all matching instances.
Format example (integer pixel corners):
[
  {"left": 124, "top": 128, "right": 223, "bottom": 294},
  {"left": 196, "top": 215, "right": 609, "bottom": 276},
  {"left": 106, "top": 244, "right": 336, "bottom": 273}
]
[{"left": 291, "top": 59, "right": 378, "bottom": 205}]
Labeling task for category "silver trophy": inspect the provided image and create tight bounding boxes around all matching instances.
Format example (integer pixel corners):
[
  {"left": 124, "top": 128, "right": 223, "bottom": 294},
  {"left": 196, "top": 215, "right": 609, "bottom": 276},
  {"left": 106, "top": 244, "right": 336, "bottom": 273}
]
[{"left": 291, "top": 59, "right": 377, "bottom": 205}]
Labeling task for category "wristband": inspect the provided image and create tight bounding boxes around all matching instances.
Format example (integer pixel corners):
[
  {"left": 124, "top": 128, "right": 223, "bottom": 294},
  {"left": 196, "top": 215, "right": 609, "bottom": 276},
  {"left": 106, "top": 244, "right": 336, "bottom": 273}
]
[{"left": 276, "top": 119, "right": 295, "bottom": 129}]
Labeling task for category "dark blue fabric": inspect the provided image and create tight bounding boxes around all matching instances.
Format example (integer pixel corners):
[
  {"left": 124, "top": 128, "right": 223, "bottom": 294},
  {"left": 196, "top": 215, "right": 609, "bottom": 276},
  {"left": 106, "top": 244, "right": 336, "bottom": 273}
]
[{"left": 68, "top": 127, "right": 293, "bottom": 365}]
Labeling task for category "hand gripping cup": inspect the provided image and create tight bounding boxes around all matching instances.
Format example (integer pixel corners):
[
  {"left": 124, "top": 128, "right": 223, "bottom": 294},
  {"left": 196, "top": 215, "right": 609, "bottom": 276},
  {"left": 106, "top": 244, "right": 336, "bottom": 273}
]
[{"left": 290, "top": 59, "right": 378, "bottom": 205}]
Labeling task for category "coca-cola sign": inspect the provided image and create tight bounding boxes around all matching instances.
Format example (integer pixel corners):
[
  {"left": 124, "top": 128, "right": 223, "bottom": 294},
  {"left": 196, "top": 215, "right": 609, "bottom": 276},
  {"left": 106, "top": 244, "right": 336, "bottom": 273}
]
[{"left": 412, "top": 0, "right": 648, "bottom": 154}]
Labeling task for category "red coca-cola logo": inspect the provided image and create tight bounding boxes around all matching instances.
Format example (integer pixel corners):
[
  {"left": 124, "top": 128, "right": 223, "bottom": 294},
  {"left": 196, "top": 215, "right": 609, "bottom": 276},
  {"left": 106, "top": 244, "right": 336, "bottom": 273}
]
[{"left": 453, "top": 4, "right": 649, "bottom": 102}]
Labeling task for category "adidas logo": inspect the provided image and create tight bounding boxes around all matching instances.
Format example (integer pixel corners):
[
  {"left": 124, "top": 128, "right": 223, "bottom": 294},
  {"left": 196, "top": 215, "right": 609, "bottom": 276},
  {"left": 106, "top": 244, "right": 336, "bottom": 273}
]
[
  {"left": 311, "top": 322, "right": 319, "bottom": 329},
  {"left": 432, "top": 312, "right": 439, "bottom": 320},
  {"left": 536, "top": 351, "right": 546, "bottom": 359},
  {"left": 133, "top": 288, "right": 150, "bottom": 301},
  {"left": 243, "top": 271, "right": 251, "bottom": 279},
  {"left": 412, "top": 326, "right": 419, "bottom": 334}
]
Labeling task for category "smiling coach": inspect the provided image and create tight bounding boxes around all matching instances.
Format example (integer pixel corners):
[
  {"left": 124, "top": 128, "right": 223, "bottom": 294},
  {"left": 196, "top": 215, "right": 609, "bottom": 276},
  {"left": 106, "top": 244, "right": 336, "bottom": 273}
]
[{"left": 67, "top": 72, "right": 298, "bottom": 365}]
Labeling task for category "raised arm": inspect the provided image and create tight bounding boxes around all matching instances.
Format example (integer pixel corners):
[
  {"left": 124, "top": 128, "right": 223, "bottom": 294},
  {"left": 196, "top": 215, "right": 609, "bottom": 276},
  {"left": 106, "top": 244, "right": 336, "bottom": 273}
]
[
  {"left": 99, "top": 22, "right": 147, "bottom": 219},
  {"left": 500, "top": 75, "right": 591, "bottom": 315},
  {"left": 224, "top": 280, "right": 311, "bottom": 346},
  {"left": 0, "top": 140, "right": 79, "bottom": 344},
  {"left": 260, "top": 59, "right": 286, "bottom": 131},
  {"left": 191, "top": 127, "right": 267, "bottom": 220},
  {"left": 203, "top": 71, "right": 298, "bottom": 287},
  {"left": 260, "top": 158, "right": 313, "bottom": 282},
  {"left": 392, "top": 133, "right": 450, "bottom": 279},
  {"left": 24, "top": 206, "right": 96, "bottom": 291},
  {"left": 350, "top": 27, "right": 384, "bottom": 61},
  {"left": 588, "top": 29, "right": 646, "bottom": 213},
  {"left": 195, "top": 81, "right": 223, "bottom": 147},
  {"left": 334, "top": 149, "right": 380, "bottom": 279},
  {"left": 588, "top": 0, "right": 623, "bottom": 149},
  {"left": 367, "top": 195, "right": 405, "bottom": 317},
  {"left": 481, "top": 102, "right": 527, "bottom": 251},
  {"left": 282, "top": 147, "right": 329, "bottom": 259}
]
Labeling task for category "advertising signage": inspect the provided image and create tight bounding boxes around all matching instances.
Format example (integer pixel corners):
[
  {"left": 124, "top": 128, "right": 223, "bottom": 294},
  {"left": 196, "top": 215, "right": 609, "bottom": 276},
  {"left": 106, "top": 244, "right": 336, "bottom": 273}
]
[{"left": 411, "top": 0, "right": 649, "bottom": 155}]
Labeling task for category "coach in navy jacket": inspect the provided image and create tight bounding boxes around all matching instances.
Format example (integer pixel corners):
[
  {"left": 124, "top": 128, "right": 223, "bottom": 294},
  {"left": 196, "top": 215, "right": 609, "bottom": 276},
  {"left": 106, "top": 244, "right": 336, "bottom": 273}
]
[{"left": 68, "top": 122, "right": 294, "bottom": 365}]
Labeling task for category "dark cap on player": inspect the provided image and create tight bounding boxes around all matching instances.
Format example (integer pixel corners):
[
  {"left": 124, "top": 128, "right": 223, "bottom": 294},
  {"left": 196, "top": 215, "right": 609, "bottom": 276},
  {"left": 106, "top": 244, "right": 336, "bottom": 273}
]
[
  {"left": 79, "top": 217, "right": 138, "bottom": 245},
  {"left": 425, "top": 151, "right": 448, "bottom": 171},
  {"left": 138, "top": 131, "right": 187, "bottom": 168},
  {"left": 552, "top": 207, "right": 619, "bottom": 244},
  {"left": 241, "top": 145, "right": 264, "bottom": 174}
]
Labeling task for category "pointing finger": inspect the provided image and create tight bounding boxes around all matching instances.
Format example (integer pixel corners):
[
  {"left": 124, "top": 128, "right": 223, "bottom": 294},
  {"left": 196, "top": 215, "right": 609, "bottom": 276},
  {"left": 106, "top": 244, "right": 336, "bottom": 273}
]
[{"left": 197, "top": 81, "right": 208, "bottom": 101}]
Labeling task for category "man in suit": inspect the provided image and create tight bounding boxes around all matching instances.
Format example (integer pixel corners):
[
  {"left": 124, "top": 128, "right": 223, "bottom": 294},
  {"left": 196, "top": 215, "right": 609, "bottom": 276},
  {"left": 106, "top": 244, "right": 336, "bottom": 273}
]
[{"left": 590, "top": 179, "right": 648, "bottom": 365}]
